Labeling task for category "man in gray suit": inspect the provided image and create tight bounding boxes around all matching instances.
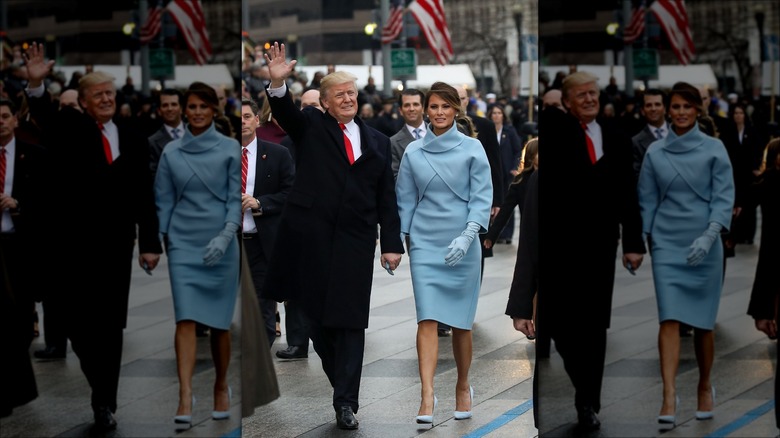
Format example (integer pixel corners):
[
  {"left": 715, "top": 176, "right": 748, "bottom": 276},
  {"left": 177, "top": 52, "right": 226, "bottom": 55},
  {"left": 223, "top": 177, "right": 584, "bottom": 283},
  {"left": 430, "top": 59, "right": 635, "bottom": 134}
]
[
  {"left": 148, "top": 88, "right": 184, "bottom": 177},
  {"left": 390, "top": 88, "right": 426, "bottom": 179},
  {"left": 631, "top": 88, "right": 668, "bottom": 178}
]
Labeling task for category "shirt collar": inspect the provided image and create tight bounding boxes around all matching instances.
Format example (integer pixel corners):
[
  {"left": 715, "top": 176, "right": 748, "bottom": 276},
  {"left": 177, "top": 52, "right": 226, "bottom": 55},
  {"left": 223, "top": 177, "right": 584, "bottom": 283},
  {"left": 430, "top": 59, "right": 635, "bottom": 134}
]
[{"left": 243, "top": 136, "right": 258, "bottom": 155}]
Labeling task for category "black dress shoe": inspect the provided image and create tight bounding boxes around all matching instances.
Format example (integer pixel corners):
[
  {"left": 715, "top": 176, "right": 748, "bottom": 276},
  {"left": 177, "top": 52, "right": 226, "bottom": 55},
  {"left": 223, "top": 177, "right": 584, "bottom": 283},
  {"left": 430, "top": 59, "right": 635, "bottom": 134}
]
[
  {"left": 34, "top": 346, "right": 66, "bottom": 360},
  {"left": 437, "top": 328, "right": 452, "bottom": 337},
  {"left": 576, "top": 406, "right": 600, "bottom": 432},
  {"left": 335, "top": 406, "right": 359, "bottom": 430},
  {"left": 276, "top": 345, "right": 308, "bottom": 359},
  {"left": 93, "top": 406, "right": 117, "bottom": 431}
]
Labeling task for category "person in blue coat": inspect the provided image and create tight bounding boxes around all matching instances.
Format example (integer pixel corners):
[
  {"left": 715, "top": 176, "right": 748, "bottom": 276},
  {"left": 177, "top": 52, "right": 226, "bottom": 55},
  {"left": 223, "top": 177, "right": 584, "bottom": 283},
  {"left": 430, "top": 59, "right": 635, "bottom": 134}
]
[
  {"left": 638, "top": 81, "right": 735, "bottom": 425},
  {"left": 155, "top": 82, "right": 242, "bottom": 424},
  {"left": 396, "top": 81, "right": 492, "bottom": 425}
]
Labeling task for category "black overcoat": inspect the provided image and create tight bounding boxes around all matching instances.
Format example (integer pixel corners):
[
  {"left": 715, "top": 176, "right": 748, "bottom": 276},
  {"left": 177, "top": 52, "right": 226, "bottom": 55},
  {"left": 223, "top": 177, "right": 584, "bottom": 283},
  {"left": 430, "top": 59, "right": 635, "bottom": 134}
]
[
  {"left": 540, "top": 108, "right": 645, "bottom": 333},
  {"left": 262, "top": 90, "right": 404, "bottom": 329}
]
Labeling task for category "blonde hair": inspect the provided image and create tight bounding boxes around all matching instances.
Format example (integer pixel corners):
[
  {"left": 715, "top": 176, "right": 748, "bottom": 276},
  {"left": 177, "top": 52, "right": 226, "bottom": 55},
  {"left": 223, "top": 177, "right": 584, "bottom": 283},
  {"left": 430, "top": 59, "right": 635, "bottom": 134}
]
[
  {"left": 320, "top": 71, "right": 358, "bottom": 100},
  {"left": 561, "top": 71, "right": 599, "bottom": 101},
  {"left": 78, "top": 71, "right": 115, "bottom": 99}
]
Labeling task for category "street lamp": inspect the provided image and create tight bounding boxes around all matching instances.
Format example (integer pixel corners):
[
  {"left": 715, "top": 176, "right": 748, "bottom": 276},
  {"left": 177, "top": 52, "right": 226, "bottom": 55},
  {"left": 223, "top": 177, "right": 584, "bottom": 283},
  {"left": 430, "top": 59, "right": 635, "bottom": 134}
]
[{"left": 364, "top": 22, "right": 378, "bottom": 36}]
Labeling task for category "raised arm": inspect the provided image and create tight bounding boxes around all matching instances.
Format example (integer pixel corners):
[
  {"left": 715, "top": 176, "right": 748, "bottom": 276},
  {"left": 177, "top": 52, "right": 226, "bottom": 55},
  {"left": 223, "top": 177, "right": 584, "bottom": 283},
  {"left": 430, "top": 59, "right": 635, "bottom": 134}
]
[
  {"left": 263, "top": 42, "right": 298, "bottom": 88},
  {"left": 23, "top": 42, "right": 56, "bottom": 89}
]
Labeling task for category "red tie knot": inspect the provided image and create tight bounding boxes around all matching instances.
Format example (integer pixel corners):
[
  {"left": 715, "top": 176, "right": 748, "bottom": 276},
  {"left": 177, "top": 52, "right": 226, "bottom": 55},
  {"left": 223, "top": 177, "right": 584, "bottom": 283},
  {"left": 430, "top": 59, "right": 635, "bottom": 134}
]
[
  {"left": 580, "top": 121, "right": 588, "bottom": 131},
  {"left": 97, "top": 122, "right": 104, "bottom": 130},
  {"left": 339, "top": 123, "right": 347, "bottom": 131}
]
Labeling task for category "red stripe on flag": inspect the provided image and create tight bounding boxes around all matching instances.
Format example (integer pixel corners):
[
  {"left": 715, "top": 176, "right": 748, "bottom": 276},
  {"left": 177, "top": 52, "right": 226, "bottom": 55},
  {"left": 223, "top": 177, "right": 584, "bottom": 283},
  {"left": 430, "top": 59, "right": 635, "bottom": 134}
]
[
  {"left": 167, "top": 0, "right": 212, "bottom": 65},
  {"left": 623, "top": 6, "right": 645, "bottom": 44},
  {"left": 408, "top": 0, "right": 453, "bottom": 65},
  {"left": 649, "top": 0, "right": 695, "bottom": 65},
  {"left": 139, "top": 6, "right": 163, "bottom": 44},
  {"left": 381, "top": 5, "right": 404, "bottom": 44}
]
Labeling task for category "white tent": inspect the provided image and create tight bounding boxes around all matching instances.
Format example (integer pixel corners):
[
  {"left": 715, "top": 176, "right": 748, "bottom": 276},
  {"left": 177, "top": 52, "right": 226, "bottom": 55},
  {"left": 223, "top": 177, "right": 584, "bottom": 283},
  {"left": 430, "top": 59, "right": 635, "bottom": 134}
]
[
  {"left": 541, "top": 64, "right": 718, "bottom": 91},
  {"left": 52, "top": 64, "right": 235, "bottom": 91},
  {"left": 295, "top": 64, "right": 477, "bottom": 92}
]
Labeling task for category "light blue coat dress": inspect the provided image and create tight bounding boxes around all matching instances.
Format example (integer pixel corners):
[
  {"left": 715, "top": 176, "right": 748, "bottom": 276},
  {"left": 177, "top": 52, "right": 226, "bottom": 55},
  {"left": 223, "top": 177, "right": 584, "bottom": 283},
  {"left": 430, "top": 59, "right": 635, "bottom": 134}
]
[
  {"left": 396, "top": 121, "right": 492, "bottom": 329},
  {"left": 638, "top": 124, "right": 734, "bottom": 329},
  {"left": 155, "top": 123, "right": 242, "bottom": 330}
]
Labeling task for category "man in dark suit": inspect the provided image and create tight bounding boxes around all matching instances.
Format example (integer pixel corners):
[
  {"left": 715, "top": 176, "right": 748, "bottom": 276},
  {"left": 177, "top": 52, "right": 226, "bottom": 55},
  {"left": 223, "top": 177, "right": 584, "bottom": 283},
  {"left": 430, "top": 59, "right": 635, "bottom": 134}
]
[
  {"left": 262, "top": 42, "right": 404, "bottom": 430},
  {"left": 631, "top": 88, "right": 668, "bottom": 178},
  {"left": 0, "top": 98, "right": 47, "bottom": 417},
  {"left": 147, "top": 88, "right": 184, "bottom": 178},
  {"left": 24, "top": 43, "right": 162, "bottom": 432},
  {"left": 389, "top": 88, "right": 426, "bottom": 180},
  {"left": 240, "top": 97, "right": 295, "bottom": 347},
  {"left": 537, "top": 71, "right": 645, "bottom": 432}
]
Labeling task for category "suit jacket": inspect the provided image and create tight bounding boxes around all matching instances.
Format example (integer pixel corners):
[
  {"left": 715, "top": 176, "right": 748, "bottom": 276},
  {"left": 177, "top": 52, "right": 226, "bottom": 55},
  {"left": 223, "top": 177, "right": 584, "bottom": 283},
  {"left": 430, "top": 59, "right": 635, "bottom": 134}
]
[
  {"left": 390, "top": 126, "right": 416, "bottom": 179},
  {"left": 147, "top": 124, "right": 174, "bottom": 178},
  {"left": 631, "top": 125, "right": 659, "bottom": 178},
  {"left": 28, "top": 91, "right": 162, "bottom": 329},
  {"left": 262, "top": 89, "right": 404, "bottom": 329},
  {"left": 505, "top": 169, "right": 538, "bottom": 320},
  {"left": 472, "top": 115, "right": 505, "bottom": 206},
  {"left": 498, "top": 124, "right": 523, "bottom": 179},
  {"left": 249, "top": 140, "right": 295, "bottom": 257},
  {"left": 5, "top": 140, "right": 48, "bottom": 236},
  {"left": 541, "top": 108, "right": 645, "bottom": 333}
]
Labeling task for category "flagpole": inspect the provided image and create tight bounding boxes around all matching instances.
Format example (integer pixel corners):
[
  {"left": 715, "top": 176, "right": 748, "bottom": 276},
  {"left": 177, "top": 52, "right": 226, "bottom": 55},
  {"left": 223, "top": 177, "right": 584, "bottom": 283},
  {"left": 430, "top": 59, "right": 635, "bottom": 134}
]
[
  {"left": 623, "top": 0, "right": 634, "bottom": 98},
  {"left": 380, "top": 0, "right": 392, "bottom": 98},
  {"left": 140, "top": 0, "right": 151, "bottom": 97}
]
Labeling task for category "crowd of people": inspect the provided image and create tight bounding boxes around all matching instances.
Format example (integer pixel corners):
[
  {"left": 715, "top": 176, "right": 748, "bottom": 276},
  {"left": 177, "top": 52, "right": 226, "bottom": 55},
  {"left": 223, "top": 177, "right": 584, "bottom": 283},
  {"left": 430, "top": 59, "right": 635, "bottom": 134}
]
[{"left": 1, "top": 38, "right": 778, "bottom": 438}]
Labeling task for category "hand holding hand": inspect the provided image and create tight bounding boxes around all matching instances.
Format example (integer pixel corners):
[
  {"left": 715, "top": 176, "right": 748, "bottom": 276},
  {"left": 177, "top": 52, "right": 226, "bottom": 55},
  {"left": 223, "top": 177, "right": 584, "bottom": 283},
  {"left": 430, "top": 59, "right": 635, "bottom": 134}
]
[
  {"left": 203, "top": 222, "right": 239, "bottom": 266},
  {"left": 445, "top": 236, "right": 470, "bottom": 266},
  {"left": 687, "top": 222, "right": 721, "bottom": 266}
]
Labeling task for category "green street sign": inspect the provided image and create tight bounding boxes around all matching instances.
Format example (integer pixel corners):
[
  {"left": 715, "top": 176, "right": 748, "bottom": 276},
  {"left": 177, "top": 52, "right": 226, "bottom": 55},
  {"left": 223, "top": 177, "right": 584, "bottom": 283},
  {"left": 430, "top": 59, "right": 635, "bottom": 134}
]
[
  {"left": 150, "top": 48, "right": 175, "bottom": 80},
  {"left": 633, "top": 48, "right": 658, "bottom": 80},
  {"left": 391, "top": 48, "right": 417, "bottom": 79}
]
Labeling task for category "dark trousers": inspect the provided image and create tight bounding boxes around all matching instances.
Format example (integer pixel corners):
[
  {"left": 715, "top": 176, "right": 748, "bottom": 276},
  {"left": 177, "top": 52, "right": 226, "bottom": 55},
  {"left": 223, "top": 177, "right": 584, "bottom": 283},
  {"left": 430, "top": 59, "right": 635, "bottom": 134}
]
[
  {"left": 308, "top": 321, "right": 365, "bottom": 413},
  {"left": 243, "top": 235, "right": 277, "bottom": 346},
  {"left": 68, "top": 325, "right": 124, "bottom": 412},
  {"left": 284, "top": 299, "right": 311, "bottom": 347},
  {"left": 42, "top": 295, "right": 68, "bottom": 351},
  {"left": 553, "top": 328, "right": 607, "bottom": 412}
]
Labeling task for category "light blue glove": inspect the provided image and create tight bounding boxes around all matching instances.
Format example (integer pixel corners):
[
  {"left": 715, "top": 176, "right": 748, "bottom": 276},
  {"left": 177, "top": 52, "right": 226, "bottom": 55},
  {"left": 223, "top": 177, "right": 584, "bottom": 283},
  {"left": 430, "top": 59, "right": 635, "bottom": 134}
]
[
  {"left": 204, "top": 222, "right": 239, "bottom": 266},
  {"left": 687, "top": 222, "right": 722, "bottom": 266},
  {"left": 445, "top": 221, "right": 481, "bottom": 267}
]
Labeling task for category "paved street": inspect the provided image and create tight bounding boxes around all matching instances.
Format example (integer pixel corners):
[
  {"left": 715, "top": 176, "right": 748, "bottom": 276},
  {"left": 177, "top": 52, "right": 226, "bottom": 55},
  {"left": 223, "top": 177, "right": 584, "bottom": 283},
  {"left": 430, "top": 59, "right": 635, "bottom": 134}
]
[{"left": 2, "top": 211, "right": 778, "bottom": 438}]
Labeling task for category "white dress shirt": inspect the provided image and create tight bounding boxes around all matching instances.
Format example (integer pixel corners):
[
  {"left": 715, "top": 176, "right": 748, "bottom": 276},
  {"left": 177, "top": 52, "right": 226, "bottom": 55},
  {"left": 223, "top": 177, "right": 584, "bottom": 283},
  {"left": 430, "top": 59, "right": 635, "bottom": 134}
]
[
  {"left": 242, "top": 138, "right": 258, "bottom": 233},
  {"left": 584, "top": 119, "right": 604, "bottom": 161},
  {"left": 1, "top": 138, "right": 16, "bottom": 233}
]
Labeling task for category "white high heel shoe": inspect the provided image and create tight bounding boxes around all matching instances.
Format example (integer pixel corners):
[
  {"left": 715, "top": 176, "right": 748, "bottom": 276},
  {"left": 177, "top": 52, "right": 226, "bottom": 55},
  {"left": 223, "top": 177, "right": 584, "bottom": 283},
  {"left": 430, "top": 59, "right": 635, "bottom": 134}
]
[
  {"left": 453, "top": 386, "right": 474, "bottom": 420},
  {"left": 174, "top": 396, "right": 196, "bottom": 424},
  {"left": 212, "top": 387, "right": 232, "bottom": 420},
  {"left": 415, "top": 395, "right": 437, "bottom": 424},
  {"left": 695, "top": 387, "right": 715, "bottom": 420}
]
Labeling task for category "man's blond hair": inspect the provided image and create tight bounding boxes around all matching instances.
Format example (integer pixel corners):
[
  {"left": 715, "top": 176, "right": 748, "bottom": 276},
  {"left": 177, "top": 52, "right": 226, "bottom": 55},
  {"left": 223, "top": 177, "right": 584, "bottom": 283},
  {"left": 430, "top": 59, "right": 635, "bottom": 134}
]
[
  {"left": 320, "top": 71, "right": 358, "bottom": 100},
  {"left": 78, "top": 71, "right": 115, "bottom": 98},
  {"left": 561, "top": 71, "right": 599, "bottom": 100}
]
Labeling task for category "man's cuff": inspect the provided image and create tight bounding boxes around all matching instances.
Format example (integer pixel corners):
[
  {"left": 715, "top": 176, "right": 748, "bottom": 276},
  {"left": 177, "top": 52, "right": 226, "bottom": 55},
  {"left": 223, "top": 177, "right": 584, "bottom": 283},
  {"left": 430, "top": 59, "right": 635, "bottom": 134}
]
[
  {"left": 25, "top": 83, "right": 45, "bottom": 98},
  {"left": 266, "top": 82, "right": 287, "bottom": 98}
]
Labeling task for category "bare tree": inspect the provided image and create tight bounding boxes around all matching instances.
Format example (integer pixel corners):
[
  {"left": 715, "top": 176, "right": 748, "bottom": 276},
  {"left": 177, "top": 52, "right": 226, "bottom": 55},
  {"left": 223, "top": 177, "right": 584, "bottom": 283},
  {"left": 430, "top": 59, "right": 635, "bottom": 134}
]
[{"left": 460, "top": 28, "right": 512, "bottom": 97}]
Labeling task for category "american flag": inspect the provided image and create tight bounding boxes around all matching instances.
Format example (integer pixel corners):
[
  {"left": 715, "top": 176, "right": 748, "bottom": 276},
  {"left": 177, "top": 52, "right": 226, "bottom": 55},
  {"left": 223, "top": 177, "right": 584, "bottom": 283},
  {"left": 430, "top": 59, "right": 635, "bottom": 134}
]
[
  {"left": 408, "top": 0, "right": 453, "bottom": 65},
  {"left": 623, "top": 6, "right": 646, "bottom": 44},
  {"left": 381, "top": 0, "right": 405, "bottom": 44},
  {"left": 649, "top": 0, "right": 695, "bottom": 65},
  {"left": 167, "top": 0, "right": 212, "bottom": 65},
  {"left": 139, "top": 5, "right": 163, "bottom": 44}
]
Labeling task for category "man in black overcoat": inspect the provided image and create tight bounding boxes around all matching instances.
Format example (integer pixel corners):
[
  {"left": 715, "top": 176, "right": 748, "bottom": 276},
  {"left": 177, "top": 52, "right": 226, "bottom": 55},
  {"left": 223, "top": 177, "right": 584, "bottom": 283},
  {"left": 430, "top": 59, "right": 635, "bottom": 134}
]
[
  {"left": 261, "top": 42, "right": 404, "bottom": 430},
  {"left": 536, "top": 71, "right": 645, "bottom": 432},
  {"left": 24, "top": 43, "right": 162, "bottom": 432}
]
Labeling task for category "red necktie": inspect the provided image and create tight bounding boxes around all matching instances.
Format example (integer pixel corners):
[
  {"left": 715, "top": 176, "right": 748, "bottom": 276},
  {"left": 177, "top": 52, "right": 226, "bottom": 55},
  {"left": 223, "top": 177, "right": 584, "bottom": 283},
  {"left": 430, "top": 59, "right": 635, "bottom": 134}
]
[
  {"left": 580, "top": 122, "right": 597, "bottom": 164},
  {"left": 97, "top": 122, "right": 113, "bottom": 164},
  {"left": 0, "top": 147, "right": 6, "bottom": 195},
  {"left": 242, "top": 147, "right": 249, "bottom": 194},
  {"left": 339, "top": 123, "right": 355, "bottom": 165}
]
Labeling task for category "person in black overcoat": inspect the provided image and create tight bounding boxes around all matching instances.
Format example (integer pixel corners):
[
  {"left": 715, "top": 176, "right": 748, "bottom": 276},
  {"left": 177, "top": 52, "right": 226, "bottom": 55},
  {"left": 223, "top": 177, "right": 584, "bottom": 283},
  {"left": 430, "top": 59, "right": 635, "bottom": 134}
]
[
  {"left": 261, "top": 42, "right": 404, "bottom": 431},
  {"left": 538, "top": 71, "right": 645, "bottom": 432},
  {"left": 24, "top": 43, "right": 162, "bottom": 432},
  {"left": 747, "top": 138, "right": 780, "bottom": 431}
]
